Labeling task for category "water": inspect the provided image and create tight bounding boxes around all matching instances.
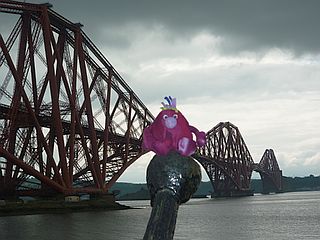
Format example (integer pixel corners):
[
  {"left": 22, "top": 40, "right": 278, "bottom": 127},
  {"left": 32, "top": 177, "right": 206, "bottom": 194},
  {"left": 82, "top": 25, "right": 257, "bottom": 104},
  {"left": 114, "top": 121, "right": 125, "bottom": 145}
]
[{"left": 0, "top": 191, "right": 319, "bottom": 240}]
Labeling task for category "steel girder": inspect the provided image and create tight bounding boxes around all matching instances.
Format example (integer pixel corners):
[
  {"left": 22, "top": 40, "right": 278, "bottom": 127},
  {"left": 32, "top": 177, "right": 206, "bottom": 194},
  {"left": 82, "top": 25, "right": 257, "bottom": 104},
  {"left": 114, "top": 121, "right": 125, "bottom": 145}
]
[{"left": 0, "top": 0, "right": 153, "bottom": 196}]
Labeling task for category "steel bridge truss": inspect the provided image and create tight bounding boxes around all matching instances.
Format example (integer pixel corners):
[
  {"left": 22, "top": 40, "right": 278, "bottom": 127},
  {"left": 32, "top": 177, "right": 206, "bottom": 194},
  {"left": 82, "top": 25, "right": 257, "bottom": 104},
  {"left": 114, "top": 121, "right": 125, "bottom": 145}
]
[
  {"left": 196, "top": 122, "right": 283, "bottom": 196},
  {"left": 196, "top": 122, "right": 255, "bottom": 196},
  {"left": 0, "top": 1, "right": 153, "bottom": 197},
  {"left": 253, "top": 149, "right": 282, "bottom": 193}
]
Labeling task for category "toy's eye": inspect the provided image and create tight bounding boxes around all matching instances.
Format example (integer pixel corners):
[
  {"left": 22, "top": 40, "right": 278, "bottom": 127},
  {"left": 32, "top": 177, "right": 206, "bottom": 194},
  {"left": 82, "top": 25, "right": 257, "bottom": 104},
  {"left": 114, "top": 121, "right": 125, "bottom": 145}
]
[
  {"left": 173, "top": 114, "right": 178, "bottom": 119},
  {"left": 163, "top": 115, "right": 168, "bottom": 120}
]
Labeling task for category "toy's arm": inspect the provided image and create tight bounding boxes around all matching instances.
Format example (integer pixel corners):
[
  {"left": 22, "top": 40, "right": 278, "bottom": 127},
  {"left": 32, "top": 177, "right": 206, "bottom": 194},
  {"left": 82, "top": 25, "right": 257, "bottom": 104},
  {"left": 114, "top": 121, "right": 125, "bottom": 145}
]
[{"left": 189, "top": 126, "right": 206, "bottom": 147}]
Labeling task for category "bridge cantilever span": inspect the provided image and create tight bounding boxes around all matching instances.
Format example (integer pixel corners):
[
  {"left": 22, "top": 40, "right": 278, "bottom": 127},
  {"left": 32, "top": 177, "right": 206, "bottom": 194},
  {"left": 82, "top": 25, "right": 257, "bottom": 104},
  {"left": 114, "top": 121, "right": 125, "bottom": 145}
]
[
  {"left": 0, "top": 1, "right": 154, "bottom": 197},
  {"left": 194, "top": 122, "right": 283, "bottom": 197},
  {"left": 253, "top": 149, "right": 283, "bottom": 193},
  {"left": 194, "top": 122, "right": 255, "bottom": 197}
]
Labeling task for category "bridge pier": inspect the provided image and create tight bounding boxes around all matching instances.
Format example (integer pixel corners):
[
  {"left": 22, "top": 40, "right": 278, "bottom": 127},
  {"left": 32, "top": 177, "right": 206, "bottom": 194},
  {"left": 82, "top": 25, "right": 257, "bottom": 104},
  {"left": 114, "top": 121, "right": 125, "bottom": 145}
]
[
  {"left": 212, "top": 189, "right": 254, "bottom": 198},
  {"left": 260, "top": 175, "right": 283, "bottom": 194}
]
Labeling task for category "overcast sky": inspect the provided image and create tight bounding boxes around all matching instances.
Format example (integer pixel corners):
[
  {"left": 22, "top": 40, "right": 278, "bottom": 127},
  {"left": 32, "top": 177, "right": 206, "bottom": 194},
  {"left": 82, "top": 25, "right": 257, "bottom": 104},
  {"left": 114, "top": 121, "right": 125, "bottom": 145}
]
[{"left": 4, "top": 0, "right": 320, "bottom": 182}]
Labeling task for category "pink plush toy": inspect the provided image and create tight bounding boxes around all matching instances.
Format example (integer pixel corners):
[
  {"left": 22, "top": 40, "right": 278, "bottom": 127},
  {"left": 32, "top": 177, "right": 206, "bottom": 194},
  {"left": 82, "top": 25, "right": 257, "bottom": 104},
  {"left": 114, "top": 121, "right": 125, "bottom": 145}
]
[{"left": 142, "top": 96, "right": 206, "bottom": 156}]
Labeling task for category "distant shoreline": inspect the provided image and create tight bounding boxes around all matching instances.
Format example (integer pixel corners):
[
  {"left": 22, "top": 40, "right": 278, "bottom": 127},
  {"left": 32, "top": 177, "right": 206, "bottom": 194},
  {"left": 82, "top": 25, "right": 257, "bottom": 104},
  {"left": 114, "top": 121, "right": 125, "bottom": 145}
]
[
  {"left": 111, "top": 176, "right": 320, "bottom": 200},
  {"left": 0, "top": 199, "right": 130, "bottom": 217}
]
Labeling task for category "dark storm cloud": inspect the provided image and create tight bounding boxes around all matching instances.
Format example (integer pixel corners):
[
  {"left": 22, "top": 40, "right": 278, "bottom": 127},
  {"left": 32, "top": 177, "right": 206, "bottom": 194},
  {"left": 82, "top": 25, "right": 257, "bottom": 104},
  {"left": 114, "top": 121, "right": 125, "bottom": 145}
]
[{"left": 31, "top": 0, "right": 320, "bottom": 54}]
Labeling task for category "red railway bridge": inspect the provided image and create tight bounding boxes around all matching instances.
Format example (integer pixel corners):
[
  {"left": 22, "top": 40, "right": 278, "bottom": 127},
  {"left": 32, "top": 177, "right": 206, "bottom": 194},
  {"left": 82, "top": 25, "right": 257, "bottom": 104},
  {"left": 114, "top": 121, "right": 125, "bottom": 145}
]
[
  {"left": 195, "top": 122, "right": 282, "bottom": 197},
  {"left": 0, "top": 1, "right": 282, "bottom": 199}
]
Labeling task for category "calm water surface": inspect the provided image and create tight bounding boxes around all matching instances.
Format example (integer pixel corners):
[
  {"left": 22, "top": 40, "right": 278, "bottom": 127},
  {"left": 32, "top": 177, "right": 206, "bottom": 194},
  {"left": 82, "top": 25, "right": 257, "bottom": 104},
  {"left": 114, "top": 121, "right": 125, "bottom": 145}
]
[{"left": 0, "top": 191, "right": 319, "bottom": 240}]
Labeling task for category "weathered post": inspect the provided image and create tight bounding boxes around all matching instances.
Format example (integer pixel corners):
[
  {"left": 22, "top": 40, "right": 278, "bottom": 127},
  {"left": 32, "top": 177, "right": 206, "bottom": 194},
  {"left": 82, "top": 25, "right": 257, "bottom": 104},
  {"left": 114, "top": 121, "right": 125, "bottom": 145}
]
[
  {"left": 141, "top": 96, "right": 206, "bottom": 239},
  {"left": 143, "top": 151, "right": 201, "bottom": 240}
]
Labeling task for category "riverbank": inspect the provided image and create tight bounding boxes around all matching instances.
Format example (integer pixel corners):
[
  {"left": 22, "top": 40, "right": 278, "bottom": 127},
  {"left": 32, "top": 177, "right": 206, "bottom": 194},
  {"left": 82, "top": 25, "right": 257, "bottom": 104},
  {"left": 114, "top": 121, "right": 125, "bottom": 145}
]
[{"left": 0, "top": 198, "right": 130, "bottom": 217}]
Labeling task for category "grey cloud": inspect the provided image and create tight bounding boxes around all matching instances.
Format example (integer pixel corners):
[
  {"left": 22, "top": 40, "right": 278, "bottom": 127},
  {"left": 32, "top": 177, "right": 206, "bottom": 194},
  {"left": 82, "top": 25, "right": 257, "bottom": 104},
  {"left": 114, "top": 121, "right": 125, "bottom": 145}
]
[
  {"left": 24, "top": 0, "right": 320, "bottom": 55},
  {"left": 127, "top": 62, "right": 320, "bottom": 105}
]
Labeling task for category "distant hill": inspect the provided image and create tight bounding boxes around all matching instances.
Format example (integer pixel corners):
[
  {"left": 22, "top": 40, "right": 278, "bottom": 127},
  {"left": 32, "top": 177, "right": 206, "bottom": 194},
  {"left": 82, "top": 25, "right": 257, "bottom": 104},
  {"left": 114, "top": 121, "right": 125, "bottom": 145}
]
[
  {"left": 282, "top": 175, "right": 320, "bottom": 191},
  {"left": 110, "top": 175, "right": 320, "bottom": 200},
  {"left": 110, "top": 181, "right": 214, "bottom": 200}
]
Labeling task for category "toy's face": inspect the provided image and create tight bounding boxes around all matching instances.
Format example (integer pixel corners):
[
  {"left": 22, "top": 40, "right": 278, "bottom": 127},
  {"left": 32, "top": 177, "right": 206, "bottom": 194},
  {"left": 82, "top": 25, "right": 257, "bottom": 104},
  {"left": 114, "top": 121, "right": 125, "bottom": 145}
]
[
  {"left": 157, "top": 109, "right": 186, "bottom": 131},
  {"left": 161, "top": 110, "right": 178, "bottom": 129}
]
